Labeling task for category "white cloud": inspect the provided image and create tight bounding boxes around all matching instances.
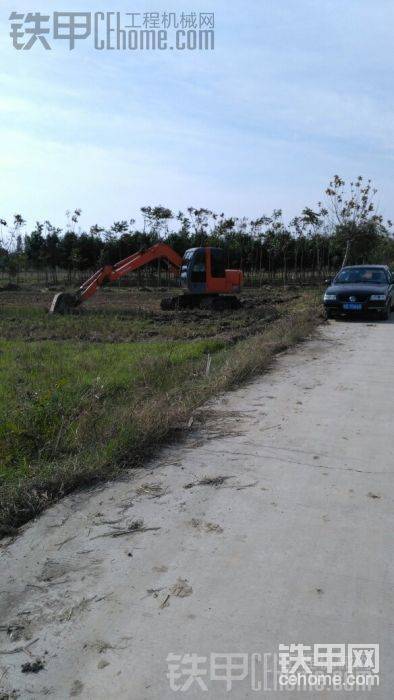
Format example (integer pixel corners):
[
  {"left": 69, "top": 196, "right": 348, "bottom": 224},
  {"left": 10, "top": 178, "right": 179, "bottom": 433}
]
[{"left": 1, "top": 0, "right": 394, "bottom": 226}]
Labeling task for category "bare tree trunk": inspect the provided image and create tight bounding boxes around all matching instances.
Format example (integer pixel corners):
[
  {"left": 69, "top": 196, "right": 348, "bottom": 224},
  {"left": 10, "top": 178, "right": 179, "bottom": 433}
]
[
  {"left": 293, "top": 243, "right": 298, "bottom": 281},
  {"left": 259, "top": 247, "right": 263, "bottom": 287},
  {"left": 341, "top": 240, "right": 351, "bottom": 268}
]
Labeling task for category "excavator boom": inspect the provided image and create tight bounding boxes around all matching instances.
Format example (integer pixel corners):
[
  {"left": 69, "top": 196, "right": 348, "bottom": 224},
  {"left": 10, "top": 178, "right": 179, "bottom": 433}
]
[{"left": 50, "top": 243, "right": 182, "bottom": 314}]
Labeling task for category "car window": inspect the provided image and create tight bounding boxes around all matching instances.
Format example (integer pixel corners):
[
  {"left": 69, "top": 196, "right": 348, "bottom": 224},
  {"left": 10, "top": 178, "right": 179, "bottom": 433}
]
[{"left": 335, "top": 268, "right": 387, "bottom": 284}]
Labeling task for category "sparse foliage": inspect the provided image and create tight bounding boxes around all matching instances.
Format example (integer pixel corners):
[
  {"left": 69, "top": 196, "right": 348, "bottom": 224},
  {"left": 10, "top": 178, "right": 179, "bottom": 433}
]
[{"left": 1, "top": 178, "right": 393, "bottom": 283}]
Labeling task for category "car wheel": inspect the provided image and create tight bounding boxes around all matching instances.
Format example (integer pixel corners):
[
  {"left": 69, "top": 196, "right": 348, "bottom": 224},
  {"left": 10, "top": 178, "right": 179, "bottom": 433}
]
[{"left": 326, "top": 309, "right": 335, "bottom": 319}]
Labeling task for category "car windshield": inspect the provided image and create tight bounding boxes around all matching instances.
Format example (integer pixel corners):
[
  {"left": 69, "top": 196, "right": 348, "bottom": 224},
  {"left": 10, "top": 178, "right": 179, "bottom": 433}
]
[{"left": 334, "top": 268, "right": 387, "bottom": 285}]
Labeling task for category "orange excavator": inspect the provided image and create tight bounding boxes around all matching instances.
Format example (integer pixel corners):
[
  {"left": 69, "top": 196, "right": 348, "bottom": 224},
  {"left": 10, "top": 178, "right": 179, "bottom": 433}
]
[{"left": 49, "top": 243, "right": 243, "bottom": 313}]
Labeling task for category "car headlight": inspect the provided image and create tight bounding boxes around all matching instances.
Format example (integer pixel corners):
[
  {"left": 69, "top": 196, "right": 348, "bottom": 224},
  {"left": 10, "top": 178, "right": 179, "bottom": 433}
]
[
  {"left": 370, "top": 294, "right": 386, "bottom": 301},
  {"left": 324, "top": 293, "right": 336, "bottom": 301}
]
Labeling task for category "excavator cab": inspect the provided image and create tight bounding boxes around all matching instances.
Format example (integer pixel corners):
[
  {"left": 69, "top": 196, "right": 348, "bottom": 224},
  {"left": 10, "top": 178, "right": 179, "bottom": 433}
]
[
  {"left": 180, "top": 247, "right": 242, "bottom": 296},
  {"left": 159, "top": 246, "right": 242, "bottom": 310}
]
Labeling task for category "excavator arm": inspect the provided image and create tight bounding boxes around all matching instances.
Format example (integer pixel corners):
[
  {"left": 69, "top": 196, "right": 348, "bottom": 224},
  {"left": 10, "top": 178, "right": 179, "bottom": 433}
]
[{"left": 50, "top": 242, "right": 183, "bottom": 314}]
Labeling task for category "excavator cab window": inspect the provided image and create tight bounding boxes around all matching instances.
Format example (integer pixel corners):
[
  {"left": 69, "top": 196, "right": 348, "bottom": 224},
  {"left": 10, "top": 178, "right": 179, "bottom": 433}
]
[
  {"left": 180, "top": 249, "right": 193, "bottom": 283},
  {"left": 210, "top": 248, "right": 226, "bottom": 278},
  {"left": 190, "top": 250, "right": 206, "bottom": 283}
]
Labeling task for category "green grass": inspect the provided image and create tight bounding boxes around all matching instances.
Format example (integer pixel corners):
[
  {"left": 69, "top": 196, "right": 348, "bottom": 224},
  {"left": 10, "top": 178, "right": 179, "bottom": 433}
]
[
  {"left": 0, "top": 288, "right": 322, "bottom": 533},
  {"left": 0, "top": 337, "right": 224, "bottom": 481}
]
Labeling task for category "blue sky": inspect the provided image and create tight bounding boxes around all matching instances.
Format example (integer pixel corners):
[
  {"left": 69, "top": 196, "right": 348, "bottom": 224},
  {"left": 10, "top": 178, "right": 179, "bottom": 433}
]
[{"left": 1, "top": 0, "right": 394, "bottom": 231}]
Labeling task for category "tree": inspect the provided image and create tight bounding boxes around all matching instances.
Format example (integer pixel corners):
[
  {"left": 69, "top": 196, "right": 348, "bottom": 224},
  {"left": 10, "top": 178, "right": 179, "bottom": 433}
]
[
  {"left": 3, "top": 178, "right": 393, "bottom": 287},
  {"left": 25, "top": 223, "right": 46, "bottom": 270},
  {"left": 325, "top": 176, "right": 383, "bottom": 267},
  {"left": 65, "top": 208, "right": 82, "bottom": 233},
  {"left": 298, "top": 207, "right": 327, "bottom": 276},
  {"left": 59, "top": 231, "right": 79, "bottom": 280},
  {"left": 141, "top": 206, "right": 173, "bottom": 238},
  {"left": 186, "top": 207, "right": 213, "bottom": 245}
]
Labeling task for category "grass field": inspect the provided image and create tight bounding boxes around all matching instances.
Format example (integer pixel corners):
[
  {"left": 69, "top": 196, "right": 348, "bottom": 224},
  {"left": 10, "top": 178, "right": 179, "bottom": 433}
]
[{"left": 0, "top": 284, "right": 322, "bottom": 533}]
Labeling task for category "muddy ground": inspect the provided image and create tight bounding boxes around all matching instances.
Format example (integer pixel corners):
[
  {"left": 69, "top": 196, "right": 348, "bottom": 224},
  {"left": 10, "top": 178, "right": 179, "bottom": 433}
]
[{"left": 0, "top": 285, "right": 310, "bottom": 344}]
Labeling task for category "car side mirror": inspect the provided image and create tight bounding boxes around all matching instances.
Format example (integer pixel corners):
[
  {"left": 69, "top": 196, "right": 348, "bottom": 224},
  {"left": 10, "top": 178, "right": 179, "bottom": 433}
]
[{"left": 325, "top": 277, "right": 332, "bottom": 285}]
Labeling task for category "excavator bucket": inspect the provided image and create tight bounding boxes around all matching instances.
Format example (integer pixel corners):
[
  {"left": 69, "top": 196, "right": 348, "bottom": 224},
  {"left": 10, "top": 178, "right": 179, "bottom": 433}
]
[{"left": 49, "top": 292, "right": 79, "bottom": 315}]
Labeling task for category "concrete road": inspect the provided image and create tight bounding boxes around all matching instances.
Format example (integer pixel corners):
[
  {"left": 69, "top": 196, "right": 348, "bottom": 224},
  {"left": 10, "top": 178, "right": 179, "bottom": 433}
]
[{"left": 1, "top": 319, "right": 393, "bottom": 699}]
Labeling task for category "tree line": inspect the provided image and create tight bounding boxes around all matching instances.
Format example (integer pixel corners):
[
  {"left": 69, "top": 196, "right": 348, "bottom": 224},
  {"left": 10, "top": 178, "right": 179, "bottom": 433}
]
[{"left": 1, "top": 176, "right": 394, "bottom": 284}]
